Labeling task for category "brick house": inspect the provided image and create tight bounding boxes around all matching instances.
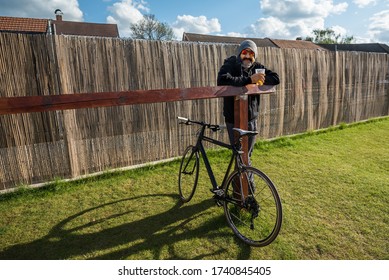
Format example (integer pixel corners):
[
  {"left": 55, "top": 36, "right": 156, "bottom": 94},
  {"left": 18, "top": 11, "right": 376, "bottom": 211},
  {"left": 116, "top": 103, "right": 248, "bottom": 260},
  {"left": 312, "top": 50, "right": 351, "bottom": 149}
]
[{"left": 0, "top": 11, "right": 119, "bottom": 37}]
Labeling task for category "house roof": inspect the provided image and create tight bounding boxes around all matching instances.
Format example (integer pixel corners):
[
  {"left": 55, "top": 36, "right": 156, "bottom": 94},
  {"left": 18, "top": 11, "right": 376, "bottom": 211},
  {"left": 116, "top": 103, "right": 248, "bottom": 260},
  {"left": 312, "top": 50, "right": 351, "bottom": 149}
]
[
  {"left": 182, "top": 32, "right": 277, "bottom": 48},
  {"left": 270, "top": 39, "right": 326, "bottom": 50},
  {"left": 0, "top": 15, "right": 119, "bottom": 37},
  {"left": 319, "top": 43, "right": 389, "bottom": 54},
  {"left": 53, "top": 20, "right": 119, "bottom": 37},
  {"left": 182, "top": 32, "right": 325, "bottom": 50},
  {"left": 0, "top": 16, "right": 48, "bottom": 33}
]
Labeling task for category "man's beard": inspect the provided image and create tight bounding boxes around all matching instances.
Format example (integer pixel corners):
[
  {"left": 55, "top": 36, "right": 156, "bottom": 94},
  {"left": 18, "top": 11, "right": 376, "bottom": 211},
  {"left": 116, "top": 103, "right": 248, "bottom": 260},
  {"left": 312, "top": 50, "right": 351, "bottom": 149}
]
[{"left": 242, "top": 58, "right": 253, "bottom": 69}]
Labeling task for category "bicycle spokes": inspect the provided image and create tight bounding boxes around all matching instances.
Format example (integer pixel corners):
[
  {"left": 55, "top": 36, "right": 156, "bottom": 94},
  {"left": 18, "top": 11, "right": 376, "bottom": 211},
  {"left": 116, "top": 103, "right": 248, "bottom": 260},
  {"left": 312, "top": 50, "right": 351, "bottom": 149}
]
[
  {"left": 183, "top": 152, "right": 197, "bottom": 175},
  {"left": 223, "top": 167, "right": 282, "bottom": 247},
  {"left": 178, "top": 146, "right": 199, "bottom": 203}
]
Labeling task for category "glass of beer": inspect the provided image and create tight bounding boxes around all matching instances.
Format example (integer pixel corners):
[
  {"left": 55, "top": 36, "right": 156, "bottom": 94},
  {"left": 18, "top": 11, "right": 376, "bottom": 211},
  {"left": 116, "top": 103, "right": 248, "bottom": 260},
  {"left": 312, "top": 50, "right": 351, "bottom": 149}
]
[{"left": 255, "top": 68, "right": 265, "bottom": 86}]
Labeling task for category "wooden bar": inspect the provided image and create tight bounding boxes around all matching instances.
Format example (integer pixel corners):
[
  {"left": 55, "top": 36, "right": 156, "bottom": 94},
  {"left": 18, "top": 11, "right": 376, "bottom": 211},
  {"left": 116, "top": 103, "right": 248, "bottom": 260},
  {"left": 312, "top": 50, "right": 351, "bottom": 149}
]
[
  {"left": 0, "top": 85, "right": 275, "bottom": 115},
  {"left": 234, "top": 95, "right": 249, "bottom": 164},
  {"left": 234, "top": 95, "right": 249, "bottom": 197}
]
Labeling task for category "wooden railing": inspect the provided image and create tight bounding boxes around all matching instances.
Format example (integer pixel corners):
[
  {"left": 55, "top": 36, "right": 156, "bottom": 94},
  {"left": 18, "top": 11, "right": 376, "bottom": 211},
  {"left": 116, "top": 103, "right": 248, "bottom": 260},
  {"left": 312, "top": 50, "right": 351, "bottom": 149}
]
[
  {"left": 0, "top": 84, "right": 275, "bottom": 192},
  {"left": 0, "top": 85, "right": 275, "bottom": 115}
]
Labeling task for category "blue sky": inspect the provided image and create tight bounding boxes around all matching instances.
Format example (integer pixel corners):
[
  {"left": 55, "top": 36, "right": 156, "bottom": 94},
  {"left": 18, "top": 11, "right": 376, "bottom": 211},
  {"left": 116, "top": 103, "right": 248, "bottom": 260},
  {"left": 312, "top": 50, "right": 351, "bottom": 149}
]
[{"left": 1, "top": 0, "right": 389, "bottom": 44}]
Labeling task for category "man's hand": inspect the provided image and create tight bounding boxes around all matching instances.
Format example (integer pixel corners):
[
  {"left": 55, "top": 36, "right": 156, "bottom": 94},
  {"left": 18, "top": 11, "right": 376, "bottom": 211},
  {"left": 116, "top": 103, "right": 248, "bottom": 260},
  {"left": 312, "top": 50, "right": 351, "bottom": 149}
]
[{"left": 250, "top": 73, "right": 265, "bottom": 84}]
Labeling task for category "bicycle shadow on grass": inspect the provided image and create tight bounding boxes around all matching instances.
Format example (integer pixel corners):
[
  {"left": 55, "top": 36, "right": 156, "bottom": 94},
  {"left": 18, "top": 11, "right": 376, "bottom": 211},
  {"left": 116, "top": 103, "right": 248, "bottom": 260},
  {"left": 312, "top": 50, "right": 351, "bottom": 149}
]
[{"left": 0, "top": 193, "right": 253, "bottom": 260}]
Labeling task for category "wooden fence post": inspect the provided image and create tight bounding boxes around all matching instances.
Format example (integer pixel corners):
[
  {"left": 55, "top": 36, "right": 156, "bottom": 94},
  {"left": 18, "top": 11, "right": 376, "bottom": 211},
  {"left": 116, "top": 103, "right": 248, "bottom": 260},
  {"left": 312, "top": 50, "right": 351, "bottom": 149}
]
[
  {"left": 234, "top": 95, "right": 249, "bottom": 162},
  {"left": 232, "top": 85, "right": 275, "bottom": 197},
  {"left": 234, "top": 94, "right": 249, "bottom": 197}
]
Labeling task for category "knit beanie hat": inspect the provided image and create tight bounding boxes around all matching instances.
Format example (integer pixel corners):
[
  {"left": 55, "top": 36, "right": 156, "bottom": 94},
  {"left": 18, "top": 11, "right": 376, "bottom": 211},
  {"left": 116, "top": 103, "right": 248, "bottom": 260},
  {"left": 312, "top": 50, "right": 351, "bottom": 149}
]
[{"left": 237, "top": 40, "right": 258, "bottom": 59}]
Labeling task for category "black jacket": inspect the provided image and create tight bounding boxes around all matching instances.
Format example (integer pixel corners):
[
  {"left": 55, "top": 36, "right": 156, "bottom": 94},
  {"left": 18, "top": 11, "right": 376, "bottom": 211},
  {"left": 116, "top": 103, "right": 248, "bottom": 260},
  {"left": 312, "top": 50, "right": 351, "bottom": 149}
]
[{"left": 217, "top": 55, "right": 280, "bottom": 123}]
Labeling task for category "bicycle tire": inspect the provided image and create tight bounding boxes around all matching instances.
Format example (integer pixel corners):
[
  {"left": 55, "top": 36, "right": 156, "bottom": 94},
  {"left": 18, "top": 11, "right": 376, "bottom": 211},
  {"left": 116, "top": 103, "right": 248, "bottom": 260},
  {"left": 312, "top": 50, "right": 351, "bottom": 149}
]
[
  {"left": 223, "top": 166, "right": 282, "bottom": 247},
  {"left": 178, "top": 145, "right": 200, "bottom": 203}
]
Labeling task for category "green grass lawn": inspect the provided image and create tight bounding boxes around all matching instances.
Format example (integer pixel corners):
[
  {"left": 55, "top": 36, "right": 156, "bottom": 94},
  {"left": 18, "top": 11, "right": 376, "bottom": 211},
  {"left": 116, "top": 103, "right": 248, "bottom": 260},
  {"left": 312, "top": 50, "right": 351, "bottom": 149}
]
[{"left": 0, "top": 117, "right": 388, "bottom": 260}]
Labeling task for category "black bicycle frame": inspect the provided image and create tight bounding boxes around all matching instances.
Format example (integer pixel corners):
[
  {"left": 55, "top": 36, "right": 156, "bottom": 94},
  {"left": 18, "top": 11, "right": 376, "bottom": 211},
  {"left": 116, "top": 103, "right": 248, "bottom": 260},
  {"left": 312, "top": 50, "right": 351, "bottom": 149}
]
[{"left": 194, "top": 125, "right": 241, "bottom": 190}]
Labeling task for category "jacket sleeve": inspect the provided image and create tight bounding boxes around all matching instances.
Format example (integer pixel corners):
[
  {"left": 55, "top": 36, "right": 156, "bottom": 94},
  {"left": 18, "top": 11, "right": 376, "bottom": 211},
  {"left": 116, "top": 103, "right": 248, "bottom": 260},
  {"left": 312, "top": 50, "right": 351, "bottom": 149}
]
[
  {"left": 264, "top": 68, "right": 280, "bottom": 86},
  {"left": 217, "top": 57, "right": 252, "bottom": 86}
]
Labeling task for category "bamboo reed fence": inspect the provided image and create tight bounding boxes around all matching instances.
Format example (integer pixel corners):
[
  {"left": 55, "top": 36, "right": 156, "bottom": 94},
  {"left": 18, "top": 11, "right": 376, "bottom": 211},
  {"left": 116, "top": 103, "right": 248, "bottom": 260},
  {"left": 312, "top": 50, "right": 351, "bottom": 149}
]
[{"left": 0, "top": 33, "right": 388, "bottom": 190}]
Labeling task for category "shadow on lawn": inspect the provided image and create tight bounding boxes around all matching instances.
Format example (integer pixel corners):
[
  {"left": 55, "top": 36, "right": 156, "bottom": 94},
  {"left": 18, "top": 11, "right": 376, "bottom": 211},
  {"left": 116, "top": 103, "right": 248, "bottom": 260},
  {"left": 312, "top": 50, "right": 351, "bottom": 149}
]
[{"left": 0, "top": 194, "right": 252, "bottom": 260}]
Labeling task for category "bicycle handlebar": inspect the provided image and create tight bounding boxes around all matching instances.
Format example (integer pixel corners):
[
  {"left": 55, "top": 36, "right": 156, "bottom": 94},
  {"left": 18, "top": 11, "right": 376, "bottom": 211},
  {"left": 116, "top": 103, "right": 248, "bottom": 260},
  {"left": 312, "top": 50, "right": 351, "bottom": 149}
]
[{"left": 177, "top": 116, "right": 226, "bottom": 132}]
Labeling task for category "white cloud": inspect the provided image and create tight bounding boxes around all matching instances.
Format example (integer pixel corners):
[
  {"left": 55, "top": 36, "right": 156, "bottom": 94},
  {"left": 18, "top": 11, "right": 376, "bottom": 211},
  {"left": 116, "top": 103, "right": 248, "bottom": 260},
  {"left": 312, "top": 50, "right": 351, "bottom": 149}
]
[
  {"left": 171, "top": 15, "right": 221, "bottom": 39},
  {"left": 248, "top": 17, "right": 293, "bottom": 38},
  {"left": 134, "top": 0, "right": 150, "bottom": 13},
  {"left": 106, "top": 0, "right": 148, "bottom": 37},
  {"left": 368, "top": 10, "right": 389, "bottom": 43},
  {"left": 0, "top": 0, "right": 83, "bottom": 21},
  {"left": 106, "top": 1, "right": 222, "bottom": 40},
  {"left": 353, "top": 0, "right": 377, "bottom": 8},
  {"left": 107, "top": 1, "right": 222, "bottom": 40},
  {"left": 260, "top": 0, "right": 347, "bottom": 20},
  {"left": 250, "top": 16, "right": 327, "bottom": 39},
  {"left": 330, "top": 25, "right": 347, "bottom": 37},
  {"left": 226, "top": 32, "right": 248, "bottom": 38},
  {"left": 252, "top": 0, "right": 348, "bottom": 39}
]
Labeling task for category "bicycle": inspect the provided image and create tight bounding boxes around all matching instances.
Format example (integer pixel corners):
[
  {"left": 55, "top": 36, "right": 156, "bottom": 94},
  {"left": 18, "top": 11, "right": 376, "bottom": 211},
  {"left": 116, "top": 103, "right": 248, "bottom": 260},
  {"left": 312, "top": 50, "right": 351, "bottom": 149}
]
[{"left": 177, "top": 117, "right": 282, "bottom": 247}]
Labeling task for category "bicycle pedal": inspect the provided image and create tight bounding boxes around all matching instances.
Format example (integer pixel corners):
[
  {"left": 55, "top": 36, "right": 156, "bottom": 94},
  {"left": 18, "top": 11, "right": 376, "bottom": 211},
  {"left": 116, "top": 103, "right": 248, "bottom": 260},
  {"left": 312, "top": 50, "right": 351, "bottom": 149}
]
[{"left": 210, "top": 188, "right": 224, "bottom": 197}]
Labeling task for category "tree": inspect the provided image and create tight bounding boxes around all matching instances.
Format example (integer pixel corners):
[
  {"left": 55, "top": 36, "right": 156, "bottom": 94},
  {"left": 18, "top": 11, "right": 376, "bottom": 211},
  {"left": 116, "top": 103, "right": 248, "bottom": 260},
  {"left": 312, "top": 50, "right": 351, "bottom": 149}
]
[
  {"left": 129, "top": 14, "right": 174, "bottom": 41},
  {"left": 305, "top": 28, "right": 355, "bottom": 44}
]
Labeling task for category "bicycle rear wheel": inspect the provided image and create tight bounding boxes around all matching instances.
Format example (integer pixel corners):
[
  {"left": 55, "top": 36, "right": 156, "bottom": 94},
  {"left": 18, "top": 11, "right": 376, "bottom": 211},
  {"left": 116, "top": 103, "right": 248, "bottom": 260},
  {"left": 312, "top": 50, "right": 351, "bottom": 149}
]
[
  {"left": 178, "top": 145, "right": 199, "bottom": 203},
  {"left": 223, "top": 167, "right": 282, "bottom": 247}
]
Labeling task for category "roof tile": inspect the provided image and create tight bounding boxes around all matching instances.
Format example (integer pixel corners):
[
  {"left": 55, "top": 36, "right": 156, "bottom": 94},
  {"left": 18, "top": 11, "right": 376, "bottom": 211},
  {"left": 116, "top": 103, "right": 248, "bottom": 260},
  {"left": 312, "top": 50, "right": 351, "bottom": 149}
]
[
  {"left": 270, "top": 39, "right": 325, "bottom": 50},
  {"left": 0, "top": 16, "right": 48, "bottom": 33},
  {"left": 53, "top": 20, "right": 119, "bottom": 37},
  {"left": 182, "top": 32, "right": 277, "bottom": 48},
  {"left": 0, "top": 16, "right": 119, "bottom": 37}
]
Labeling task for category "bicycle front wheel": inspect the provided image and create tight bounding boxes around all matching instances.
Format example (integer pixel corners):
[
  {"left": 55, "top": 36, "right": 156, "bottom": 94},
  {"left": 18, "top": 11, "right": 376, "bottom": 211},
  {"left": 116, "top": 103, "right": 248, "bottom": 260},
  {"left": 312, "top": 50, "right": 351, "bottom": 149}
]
[
  {"left": 223, "top": 167, "right": 282, "bottom": 247},
  {"left": 178, "top": 145, "right": 199, "bottom": 203}
]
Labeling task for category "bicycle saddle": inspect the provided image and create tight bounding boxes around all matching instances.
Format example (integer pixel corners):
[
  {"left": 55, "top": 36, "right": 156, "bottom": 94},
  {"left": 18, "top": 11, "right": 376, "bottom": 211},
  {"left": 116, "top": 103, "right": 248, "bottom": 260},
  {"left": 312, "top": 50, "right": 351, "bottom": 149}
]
[{"left": 233, "top": 128, "right": 258, "bottom": 137}]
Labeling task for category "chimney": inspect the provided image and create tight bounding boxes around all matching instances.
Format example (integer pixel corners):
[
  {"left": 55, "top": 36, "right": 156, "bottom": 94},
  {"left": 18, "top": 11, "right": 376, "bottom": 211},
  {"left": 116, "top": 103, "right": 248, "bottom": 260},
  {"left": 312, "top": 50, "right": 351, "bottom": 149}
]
[{"left": 54, "top": 9, "right": 63, "bottom": 21}]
